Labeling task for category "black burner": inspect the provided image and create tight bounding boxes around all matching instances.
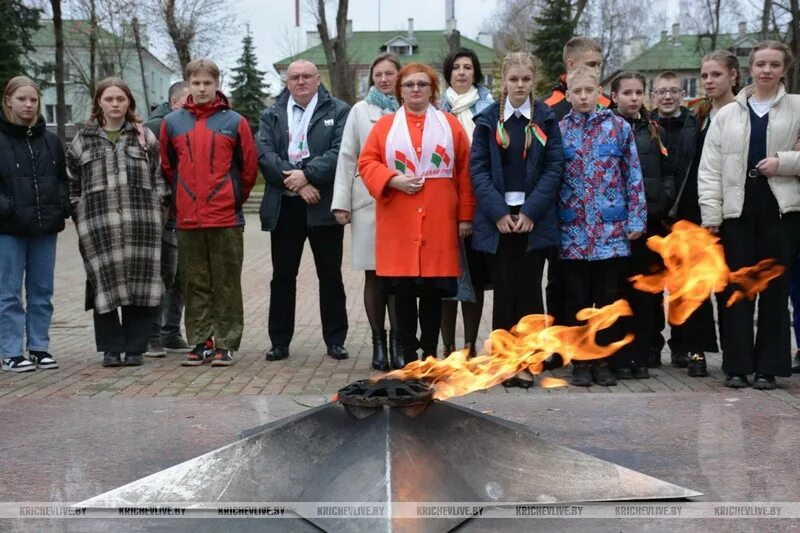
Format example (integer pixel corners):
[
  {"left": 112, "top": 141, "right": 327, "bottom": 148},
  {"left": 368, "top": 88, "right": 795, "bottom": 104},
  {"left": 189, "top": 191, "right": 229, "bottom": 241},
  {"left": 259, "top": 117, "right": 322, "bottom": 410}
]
[{"left": 337, "top": 378, "right": 434, "bottom": 408}]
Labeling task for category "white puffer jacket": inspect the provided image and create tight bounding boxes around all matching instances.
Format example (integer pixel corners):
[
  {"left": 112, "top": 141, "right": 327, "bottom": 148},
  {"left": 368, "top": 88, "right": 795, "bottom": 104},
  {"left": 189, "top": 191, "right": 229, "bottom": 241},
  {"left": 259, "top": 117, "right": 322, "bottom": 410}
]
[{"left": 698, "top": 84, "right": 800, "bottom": 226}]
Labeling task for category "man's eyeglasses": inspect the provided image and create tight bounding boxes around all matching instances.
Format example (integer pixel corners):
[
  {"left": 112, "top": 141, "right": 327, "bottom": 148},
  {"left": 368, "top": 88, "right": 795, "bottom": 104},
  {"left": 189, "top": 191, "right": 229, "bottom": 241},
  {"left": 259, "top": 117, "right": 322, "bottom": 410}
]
[
  {"left": 400, "top": 81, "right": 432, "bottom": 89},
  {"left": 653, "top": 88, "right": 683, "bottom": 97}
]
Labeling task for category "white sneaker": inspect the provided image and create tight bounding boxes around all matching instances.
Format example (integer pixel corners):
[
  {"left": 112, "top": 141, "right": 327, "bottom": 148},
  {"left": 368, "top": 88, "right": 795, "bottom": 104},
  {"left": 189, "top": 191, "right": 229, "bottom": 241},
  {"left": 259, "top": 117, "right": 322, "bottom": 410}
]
[
  {"left": 28, "top": 351, "right": 59, "bottom": 369},
  {"left": 1, "top": 356, "right": 36, "bottom": 373}
]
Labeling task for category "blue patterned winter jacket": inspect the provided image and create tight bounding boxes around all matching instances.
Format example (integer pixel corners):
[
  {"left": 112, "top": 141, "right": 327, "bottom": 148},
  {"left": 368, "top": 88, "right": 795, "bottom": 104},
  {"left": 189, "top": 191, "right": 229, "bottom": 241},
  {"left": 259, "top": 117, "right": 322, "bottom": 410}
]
[{"left": 558, "top": 109, "right": 647, "bottom": 261}]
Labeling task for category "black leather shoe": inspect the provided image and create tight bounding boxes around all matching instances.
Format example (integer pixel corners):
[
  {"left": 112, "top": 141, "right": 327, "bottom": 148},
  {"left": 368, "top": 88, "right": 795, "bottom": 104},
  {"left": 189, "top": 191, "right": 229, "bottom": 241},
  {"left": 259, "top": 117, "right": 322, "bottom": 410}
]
[
  {"left": 592, "top": 361, "right": 617, "bottom": 386},
  {"left": 371, "top": 331, "right": 389, "bottom": 371},
  {"left": 631, "top": 364, "right": 650, "bottom": 379},
  {"left": 326, "top": 345, "right": 349, "bottom": 360},
  {"left": 102, "top": 352, "right": 122, "bottom": 367},
  {"left": 687, "top": 352, "right": 708, "bottom": 377},
  {"left": 671, "top": 350, "right": 689, "bottom": 368},
  {"left": 571, "top": 362, "right": 593, "bottom": 387},
  {"left": 442, "top": 344, "right": 457, "bottom": 358},
  {"left": 390, "top": 347, "right": 405, "bottom": 370},
  {"left": 265, "top": 346, "right": 290, "bottom": 361},
  {"left": 123, "top": 353, "right": 143, "bottom": 366},
  {"left": 792, "top": 350, "right": 800, "bottom": 374},
  {"left": 502, "top": 376, "right": 534, "bottom": 389},
  {"left": 752, "top": 374, "right": 777, "bottom": 390},
  {"left": 724, "top": 374, "right": 750, "bottom": 388}
]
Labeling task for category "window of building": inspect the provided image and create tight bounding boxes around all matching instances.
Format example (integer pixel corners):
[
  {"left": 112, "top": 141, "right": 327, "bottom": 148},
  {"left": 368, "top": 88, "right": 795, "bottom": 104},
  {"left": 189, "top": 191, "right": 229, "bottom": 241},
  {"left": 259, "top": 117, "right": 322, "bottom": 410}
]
[
  {"left": 45, "top": 104, "right": 73, "bottom": 124},
  {"left": 683, "top": 77, "right": 697, "bottom": 98},
  {"left": 388, "top": 45, "right": 411, "bottom": 56}
]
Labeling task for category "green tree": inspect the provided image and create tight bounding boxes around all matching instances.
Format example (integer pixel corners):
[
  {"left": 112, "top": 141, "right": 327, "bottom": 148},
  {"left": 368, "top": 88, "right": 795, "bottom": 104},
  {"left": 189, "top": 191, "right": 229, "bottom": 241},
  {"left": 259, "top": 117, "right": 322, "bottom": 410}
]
[
  {"left": 530, "top": 0, "right": 576, "bottom": 86},
  {"left": 0, "top": 0, "right": 42, "bottom": 85},
  {"left": 230, "top": 27, "right": 268, "bottom": 133}
]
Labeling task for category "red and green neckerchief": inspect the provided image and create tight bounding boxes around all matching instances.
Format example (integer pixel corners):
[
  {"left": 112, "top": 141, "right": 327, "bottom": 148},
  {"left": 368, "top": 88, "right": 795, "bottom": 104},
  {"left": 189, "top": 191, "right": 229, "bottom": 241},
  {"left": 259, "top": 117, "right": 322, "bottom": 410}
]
[{"left": 496, "top": 120, "right": 548, "bottom": 159}]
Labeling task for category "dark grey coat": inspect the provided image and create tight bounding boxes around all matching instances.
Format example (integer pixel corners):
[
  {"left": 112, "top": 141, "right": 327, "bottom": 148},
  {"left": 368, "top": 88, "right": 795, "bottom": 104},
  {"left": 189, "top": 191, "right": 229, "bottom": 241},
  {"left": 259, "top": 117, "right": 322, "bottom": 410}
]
[{"left": 256, "top": 85, "right": 350, "bottom": 231}]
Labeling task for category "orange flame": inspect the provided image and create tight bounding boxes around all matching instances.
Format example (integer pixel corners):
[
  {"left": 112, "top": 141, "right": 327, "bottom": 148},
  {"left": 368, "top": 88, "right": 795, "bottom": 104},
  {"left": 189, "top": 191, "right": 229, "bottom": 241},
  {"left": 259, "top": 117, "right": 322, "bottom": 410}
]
[
  {"left": 727, "top": 259, "right": 784, "bottom": 306},
  {"left": 631, "top": 221, "right": 784, "bottom": 324},
  {"left": 379, "top": 299, "right": 633, "bottom": 401}
]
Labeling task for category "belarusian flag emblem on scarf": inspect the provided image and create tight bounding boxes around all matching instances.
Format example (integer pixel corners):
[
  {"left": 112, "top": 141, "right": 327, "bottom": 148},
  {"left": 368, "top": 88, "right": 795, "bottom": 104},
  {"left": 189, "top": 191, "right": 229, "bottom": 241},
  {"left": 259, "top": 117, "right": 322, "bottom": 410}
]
[
  {"left": 430, "top": 144, "right": 451, "bottom": 168},
  {"left": 394, "top": 150, "right": 417, "bottom": 174}
]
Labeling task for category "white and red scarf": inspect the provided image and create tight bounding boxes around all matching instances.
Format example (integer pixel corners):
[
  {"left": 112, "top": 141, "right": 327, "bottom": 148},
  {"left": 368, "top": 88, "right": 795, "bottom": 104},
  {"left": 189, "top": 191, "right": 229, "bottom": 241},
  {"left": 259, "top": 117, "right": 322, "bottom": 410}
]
[{"left": 385, "top": 104, "right": 454, "bottom": 180}]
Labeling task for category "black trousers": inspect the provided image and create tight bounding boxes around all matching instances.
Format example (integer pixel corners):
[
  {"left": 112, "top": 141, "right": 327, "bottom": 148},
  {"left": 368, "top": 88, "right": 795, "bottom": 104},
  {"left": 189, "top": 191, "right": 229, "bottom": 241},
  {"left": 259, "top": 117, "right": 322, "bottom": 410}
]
[
  {"left": 390, "top": 281, "right": 447, "bottom": 358},
  {"left": 269, "top": 196, "right": 348, "bottom": 347},
  {"left": 94, "top": 305, "right": 157, "bottom": 353},
  {"left": 618, "top": 228, "right": 666, "bottom": 368},
  {"left": 151, "top": 231, "right": 184, "bottom": 341},
  {"left": 667, "top": 298, "right": 719, "bottom": 353},
  {"left": 718, "top": 178, "right": 800, "bottom": 377},
  {"left": 488, "top": 233, "right": 546, "bottom": 330},
  {"left": 562, "top": 258, "right": 626, "bottom": 362}
]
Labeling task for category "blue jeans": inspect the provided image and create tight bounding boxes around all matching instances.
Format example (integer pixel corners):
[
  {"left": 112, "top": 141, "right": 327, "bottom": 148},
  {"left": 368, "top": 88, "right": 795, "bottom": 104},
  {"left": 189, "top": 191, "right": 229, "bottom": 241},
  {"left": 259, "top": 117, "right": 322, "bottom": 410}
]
[{"left": 0, "top": 233, "right": 58, "bottom": 357}]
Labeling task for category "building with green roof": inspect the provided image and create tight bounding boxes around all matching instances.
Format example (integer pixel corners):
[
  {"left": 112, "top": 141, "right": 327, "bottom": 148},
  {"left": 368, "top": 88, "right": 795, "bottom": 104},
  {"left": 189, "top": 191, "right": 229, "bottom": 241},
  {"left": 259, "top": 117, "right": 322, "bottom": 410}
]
[
  {"left": 602, "top": 22, "right": 773, "bottom": 99},
  {"left": 274, "top": 19, "right": 499, "bottom": 98}
]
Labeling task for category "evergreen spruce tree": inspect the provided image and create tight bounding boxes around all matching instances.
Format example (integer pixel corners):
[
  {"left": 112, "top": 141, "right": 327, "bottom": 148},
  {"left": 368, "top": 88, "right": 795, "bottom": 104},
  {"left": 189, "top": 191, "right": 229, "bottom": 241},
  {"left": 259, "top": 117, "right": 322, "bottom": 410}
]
[
  {"left": 0, "top": 0, "right": 42, "bottom": 86},
  {"left": 530, "top": 0, "right": 575, "bottom": 86},
  {"left": 230, "top": 27, "right": 268, "bottom": 133}
]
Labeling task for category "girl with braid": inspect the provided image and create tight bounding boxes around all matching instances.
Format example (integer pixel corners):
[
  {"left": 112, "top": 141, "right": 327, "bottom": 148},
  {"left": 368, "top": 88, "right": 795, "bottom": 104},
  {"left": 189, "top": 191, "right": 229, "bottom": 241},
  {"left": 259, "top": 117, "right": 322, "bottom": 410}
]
[{"left": 470, "top": 52, "right": 564, "bottom": 388}]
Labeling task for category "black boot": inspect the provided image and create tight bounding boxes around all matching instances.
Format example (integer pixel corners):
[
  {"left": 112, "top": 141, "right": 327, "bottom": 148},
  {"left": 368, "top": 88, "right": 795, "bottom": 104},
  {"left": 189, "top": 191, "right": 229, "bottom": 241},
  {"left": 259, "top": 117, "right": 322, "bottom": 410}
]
[
  {"left": 389, "top": 330, "right": 404, "bottom": 370},
  {"left": 371, "top": 330, "right": 389, "bottom": 371}
]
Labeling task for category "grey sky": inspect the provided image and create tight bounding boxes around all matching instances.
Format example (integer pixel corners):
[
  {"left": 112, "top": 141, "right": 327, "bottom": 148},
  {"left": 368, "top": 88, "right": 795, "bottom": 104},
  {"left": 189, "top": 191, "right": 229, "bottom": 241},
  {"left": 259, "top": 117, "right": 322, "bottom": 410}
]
[{"left": 231, "top": 0, "right": 500, "bottom": 91}]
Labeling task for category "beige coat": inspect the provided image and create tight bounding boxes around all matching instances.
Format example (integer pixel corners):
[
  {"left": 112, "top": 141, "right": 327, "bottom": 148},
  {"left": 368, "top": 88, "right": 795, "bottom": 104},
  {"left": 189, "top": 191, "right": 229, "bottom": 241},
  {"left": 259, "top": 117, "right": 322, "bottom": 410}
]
[
  {"left": 331, "top": 100, "right": 393, "bottom": 270},
  {"left": 698, "top": 84, "right": 800, "bottom": 227}
]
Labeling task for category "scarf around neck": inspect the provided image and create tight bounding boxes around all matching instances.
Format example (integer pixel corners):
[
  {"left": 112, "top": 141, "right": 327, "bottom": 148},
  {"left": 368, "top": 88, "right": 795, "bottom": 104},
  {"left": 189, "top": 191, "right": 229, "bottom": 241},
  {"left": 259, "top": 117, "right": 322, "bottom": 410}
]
[
  {"left": 365, "top": 86, "right": 399, "bottom": 112},
  {"left": 287, "top": 93, "right": 318, "bottom": 165},
  {"left": 385, "top": 104, "right": 454, "bottom": 180},
  {"left": 445, "top": 86, "right": 479, "bottom": 141}
]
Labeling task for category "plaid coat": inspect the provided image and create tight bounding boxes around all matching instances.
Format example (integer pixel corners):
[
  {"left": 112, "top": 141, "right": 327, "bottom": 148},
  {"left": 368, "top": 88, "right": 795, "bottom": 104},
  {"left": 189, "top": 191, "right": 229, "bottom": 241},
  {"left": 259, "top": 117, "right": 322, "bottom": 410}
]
[{"left": 66, "top": 121, "right": 167, "bottom": 314}]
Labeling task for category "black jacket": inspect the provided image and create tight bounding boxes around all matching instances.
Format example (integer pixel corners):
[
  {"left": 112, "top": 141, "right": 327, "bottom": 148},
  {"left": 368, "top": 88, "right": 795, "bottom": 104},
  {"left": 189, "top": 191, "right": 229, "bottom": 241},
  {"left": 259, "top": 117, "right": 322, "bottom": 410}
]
[
  {"left": 651, "top": 107, "right": 700, "bottom": 221},
  {"left": 0, "top": 113, "right": 69, "bottom": 236},
  {"left": 619, "top": 112, "right": 675, "bottom": 222},
  {"left": 144, "top": 101, "right": 172, "bottom": 140},
  {"left": 257, "top": 85, "right": 351, "bottom": 231}
]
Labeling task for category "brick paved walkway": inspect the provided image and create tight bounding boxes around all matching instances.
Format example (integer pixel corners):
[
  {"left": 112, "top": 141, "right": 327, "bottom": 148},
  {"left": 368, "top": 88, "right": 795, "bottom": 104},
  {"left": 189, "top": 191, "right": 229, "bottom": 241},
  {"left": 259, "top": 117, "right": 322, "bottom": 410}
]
[{"left": 1, "top": 214, "right": 798, "bottom": 407}]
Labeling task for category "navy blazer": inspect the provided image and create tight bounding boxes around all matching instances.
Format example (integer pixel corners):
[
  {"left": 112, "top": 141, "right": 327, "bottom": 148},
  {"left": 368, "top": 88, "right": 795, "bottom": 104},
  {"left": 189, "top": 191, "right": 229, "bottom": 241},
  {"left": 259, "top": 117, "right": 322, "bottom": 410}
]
[{"left": 469, "top": 100, "right": 564, "bottom": 253}]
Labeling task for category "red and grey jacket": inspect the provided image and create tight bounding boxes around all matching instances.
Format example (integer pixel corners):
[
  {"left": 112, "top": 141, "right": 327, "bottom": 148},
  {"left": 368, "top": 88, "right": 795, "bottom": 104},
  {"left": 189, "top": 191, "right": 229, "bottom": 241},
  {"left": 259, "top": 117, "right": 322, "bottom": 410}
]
[{"left": 160, "top": 92, "right": 257, "bottom": 229}]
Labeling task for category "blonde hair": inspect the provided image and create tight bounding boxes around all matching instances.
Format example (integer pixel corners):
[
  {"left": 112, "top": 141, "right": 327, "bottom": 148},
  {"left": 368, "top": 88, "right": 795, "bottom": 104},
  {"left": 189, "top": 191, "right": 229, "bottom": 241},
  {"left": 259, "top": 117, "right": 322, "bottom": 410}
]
[
  {"left": 185, "top": 58, "right": 221, "bottom": 82},
  {"left": 496, "top": 52, "right": 539, "bottom": 155},
  {"left": 2, "top": 76, "right": 42, "bottom": 126},
  {"left": 566, "top": 65, "right": 599, "bottom": 88},
  {"left": 749, "top": 40, "right": 793, "bottom": 71},
  {"left": 563, "top": 37, "right": 602, "bottom": 64}
]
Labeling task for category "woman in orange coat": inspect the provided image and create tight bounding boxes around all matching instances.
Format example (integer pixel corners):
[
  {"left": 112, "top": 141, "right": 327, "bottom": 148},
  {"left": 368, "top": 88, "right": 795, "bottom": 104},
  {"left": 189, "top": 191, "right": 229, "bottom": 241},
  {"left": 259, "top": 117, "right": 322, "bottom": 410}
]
[{"left": 359, "top": 63, "right": 475, "bottom": 368}]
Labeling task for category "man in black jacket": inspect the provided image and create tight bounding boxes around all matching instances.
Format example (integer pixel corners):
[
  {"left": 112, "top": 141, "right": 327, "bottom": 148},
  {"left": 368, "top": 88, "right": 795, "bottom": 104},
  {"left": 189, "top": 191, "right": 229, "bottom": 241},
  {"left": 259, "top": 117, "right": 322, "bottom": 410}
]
[
  {"left": 143, "top": 81, "right": 190, "bottom": 357},
  {"left": 258, "top": 60, "right": 351, "bottom": 361}
]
